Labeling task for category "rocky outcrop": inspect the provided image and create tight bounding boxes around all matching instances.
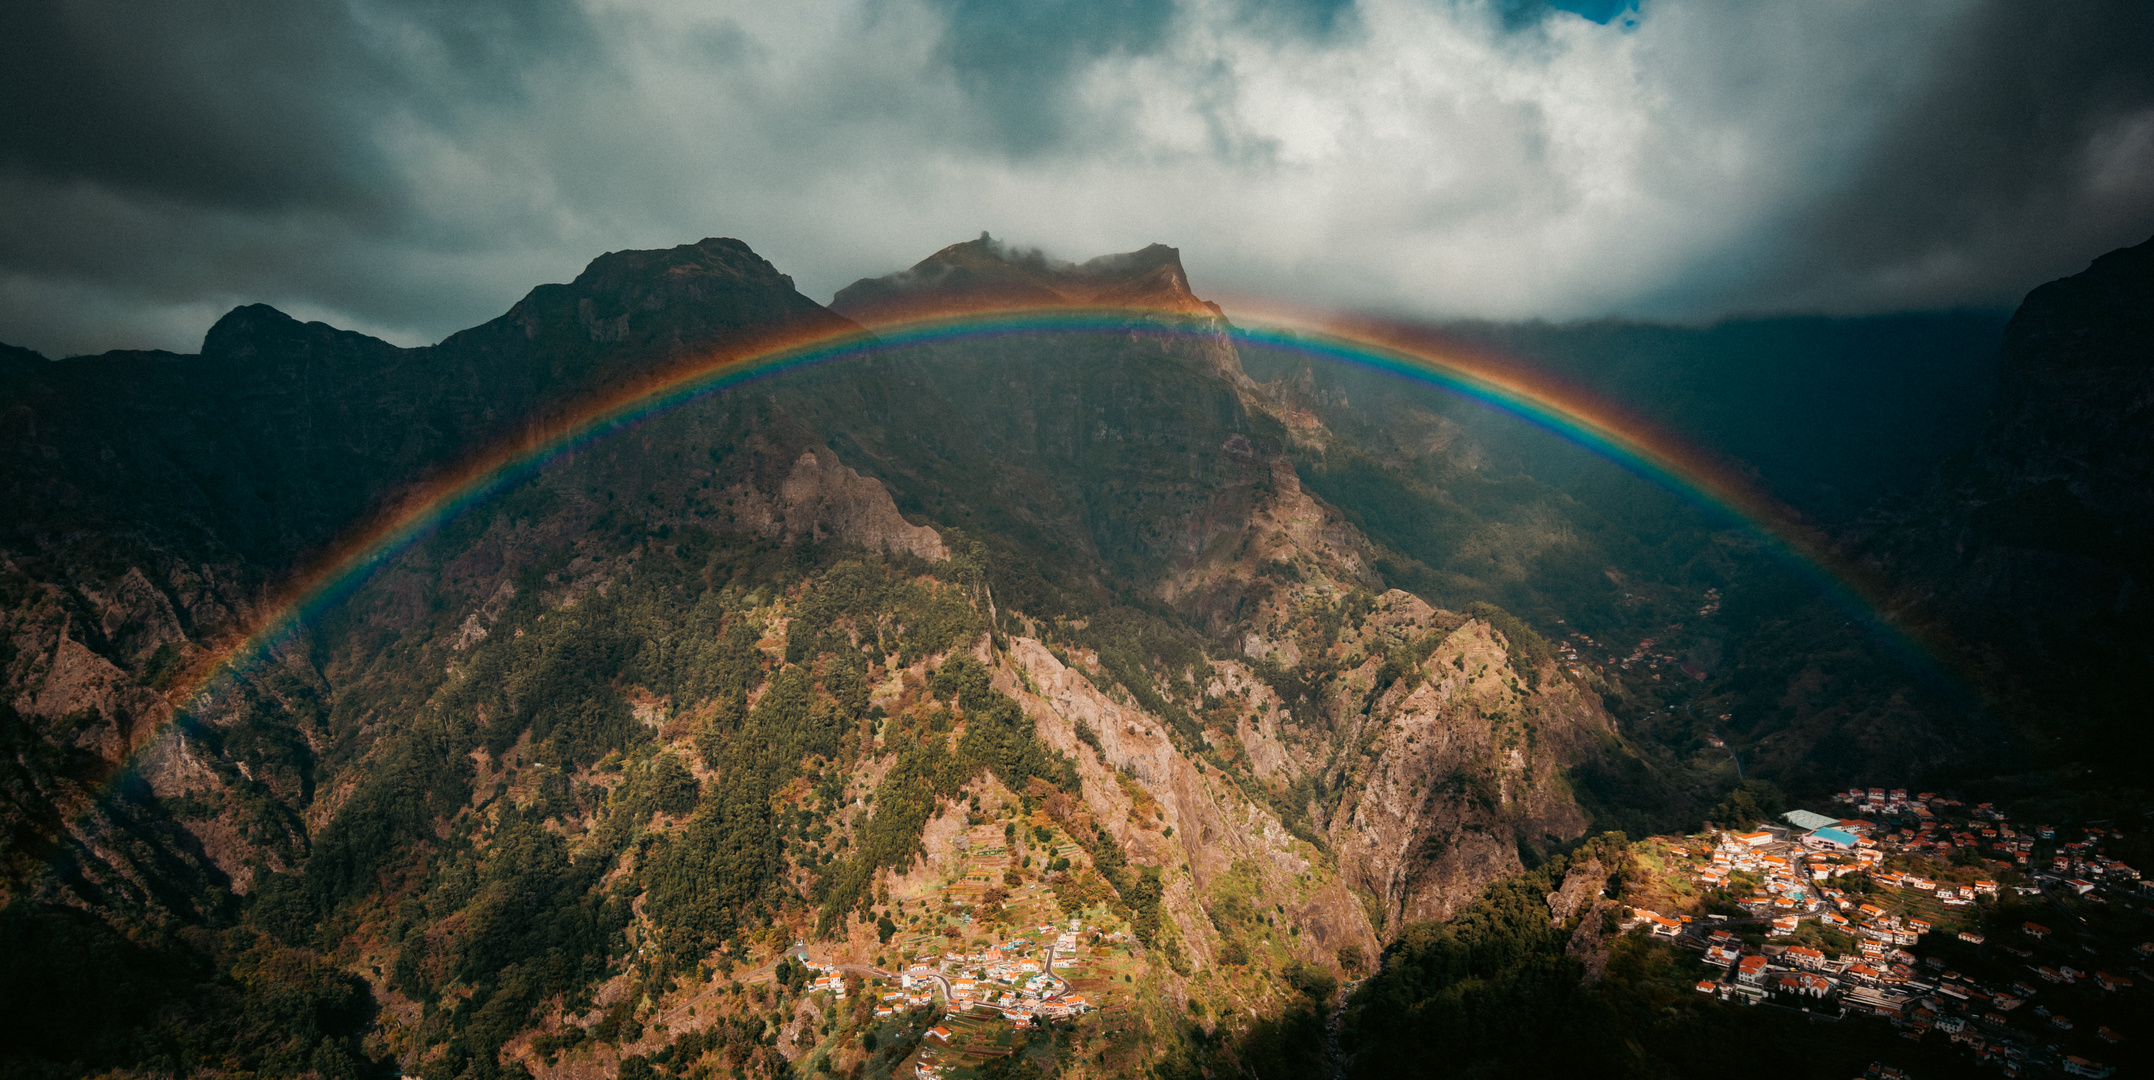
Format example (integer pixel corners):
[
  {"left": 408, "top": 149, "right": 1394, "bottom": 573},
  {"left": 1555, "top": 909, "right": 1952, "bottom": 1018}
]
[
  {"left": 1546, "top": 855, "right": 1606, "bottom": 925},
  {"left": 1327, "top": 615, "right": 1604, "bottom": 929},
  {"left": 831, "top": 235, "right": 1225, "bottom": 324},
  {"left": 1564, "top": 899, "right": 1621, "bottom": 988},
  {"left": 776, "top": 448, "right": 946, "bottom": 561}
]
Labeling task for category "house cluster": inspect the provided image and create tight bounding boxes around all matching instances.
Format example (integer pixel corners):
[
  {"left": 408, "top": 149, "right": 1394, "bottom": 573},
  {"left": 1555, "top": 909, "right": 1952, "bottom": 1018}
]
[
  {"left": 1621, "top": 784, "right": 2149, "bottom": 1077},
  {"left": 876, "top": 978, "right": 937, "bottom": 1017},
  {"left": 1617, "top": 635, "right": 1673, "bottom": 673},
  {"left": 1553, "top": 626, "right": 1598, "bottom": 675},
  {"left": 1683, "top": 913, "right": 2130, "bottom": 1076},
  {"left": 1829, "top": 788, "right": 2144, "bottom": 900},
  {"left": 899, "top": 921, "right": 1098, "bottom": 1030},
  {"left": 1692, "top": 918, "right": 1928, "bottom": 1010},
  {"left": 1676, "top": 824, "right": 1841, "bottom": 920},
  {"left": 799, "top": 958, "right": 850, "bottom": 999},
  {"left": 1553, "top": 624, "right": 1684, "bottom": 680}
]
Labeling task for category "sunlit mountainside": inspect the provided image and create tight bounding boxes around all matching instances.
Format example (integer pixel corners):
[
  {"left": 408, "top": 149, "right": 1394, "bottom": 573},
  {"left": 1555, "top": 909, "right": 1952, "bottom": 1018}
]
[{"left": 0, "top": 232, "right": 2147, "bottom": 1079}]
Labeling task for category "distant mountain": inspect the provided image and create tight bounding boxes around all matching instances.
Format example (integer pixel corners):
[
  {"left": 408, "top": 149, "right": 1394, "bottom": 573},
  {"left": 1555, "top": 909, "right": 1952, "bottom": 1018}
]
[{"left": 1404, "top": 311, "right": 2009, "bottom": 522}]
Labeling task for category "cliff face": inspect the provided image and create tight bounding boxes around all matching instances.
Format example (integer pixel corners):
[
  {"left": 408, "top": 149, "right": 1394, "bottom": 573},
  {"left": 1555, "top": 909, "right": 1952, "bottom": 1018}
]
[
  {"left": 1869, "top": 234, "right": 2154, "bottom": 770},
  {"left": 995, "top": 636, "right": 1383, "bottom": 973},
  {"left": 1969, "top": 234, "right": 2154, "bottom": 534},
  {"left": 1327, "top": 612, "right": 1603, "bottom": 928}
]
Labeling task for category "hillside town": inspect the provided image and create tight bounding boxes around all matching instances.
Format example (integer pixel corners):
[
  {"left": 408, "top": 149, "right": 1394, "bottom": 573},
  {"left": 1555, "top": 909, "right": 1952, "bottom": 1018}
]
[
  {"left": 786, "top": 918, "right": 1105, "bottom": 1079},
  {"left": 1617, "top": 785, "right": 2149, "bottom": 1078}
]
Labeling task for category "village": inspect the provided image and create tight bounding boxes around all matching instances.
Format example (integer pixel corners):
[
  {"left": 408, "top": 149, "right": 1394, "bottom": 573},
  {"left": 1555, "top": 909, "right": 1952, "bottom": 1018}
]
[
  {"left": 1551, "top": 599, "right": 1717, "bottom": 684},
  {"left": 1618, "top": 785, "right": 2151, "bottom": 1078},
  {"left": 781, "top": 915, "right": 1109, "bottom": 1080},
  {"left": 761, "top": 812, "right": 1138, "bottom": 1080}
]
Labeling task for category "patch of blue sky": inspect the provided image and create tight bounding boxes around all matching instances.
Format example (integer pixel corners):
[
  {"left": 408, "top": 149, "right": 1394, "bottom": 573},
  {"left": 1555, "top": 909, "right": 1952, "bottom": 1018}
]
[{"left": 1499, "top": 0, "right": 1642, "bottom": 30}]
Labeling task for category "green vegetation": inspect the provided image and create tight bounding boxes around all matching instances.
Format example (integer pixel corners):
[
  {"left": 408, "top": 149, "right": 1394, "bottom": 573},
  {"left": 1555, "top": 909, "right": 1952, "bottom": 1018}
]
[
  {"left": 0, "top": 903, "right": 378, "bottom": 1080},
  {"left": 1706, "top": 779, "right": 1786, "bottom": 830},
  {"left": 1464, "top": 602, "right": 1553, "bottom": 689},
  {"left": 1064, "top": 607, "right": 1212, "bottom": 746},
  {"left": 814, "top": 655, "right": 1078, "bottom": 934}
]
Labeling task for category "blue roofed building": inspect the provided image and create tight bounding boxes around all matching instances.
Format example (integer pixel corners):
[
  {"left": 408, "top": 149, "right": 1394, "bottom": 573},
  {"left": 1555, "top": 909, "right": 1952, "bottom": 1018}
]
[{"left": 1805, "top": 827, "right": 1859, "bottom": 851}]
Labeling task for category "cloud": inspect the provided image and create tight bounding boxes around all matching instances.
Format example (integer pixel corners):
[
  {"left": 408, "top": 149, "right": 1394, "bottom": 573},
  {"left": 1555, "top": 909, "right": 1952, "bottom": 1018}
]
[
  {"left": 1, "top": 0, "right": 2148, "bottom": 357},
  {"left": 1719, "top": 0, "right": 2154, "bottom": 312}
]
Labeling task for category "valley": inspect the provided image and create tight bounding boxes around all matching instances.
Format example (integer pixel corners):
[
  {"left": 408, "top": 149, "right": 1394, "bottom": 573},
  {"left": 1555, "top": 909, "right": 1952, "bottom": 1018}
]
[{"left": 1, "top": 231, "right": 2147, "bottom": 1080}]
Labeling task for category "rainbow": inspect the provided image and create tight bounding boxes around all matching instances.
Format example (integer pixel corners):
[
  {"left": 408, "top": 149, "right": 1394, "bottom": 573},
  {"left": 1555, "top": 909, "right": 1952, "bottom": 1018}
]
[{"left": 154, "top": 301, "right": 1949, "bottom": 772}]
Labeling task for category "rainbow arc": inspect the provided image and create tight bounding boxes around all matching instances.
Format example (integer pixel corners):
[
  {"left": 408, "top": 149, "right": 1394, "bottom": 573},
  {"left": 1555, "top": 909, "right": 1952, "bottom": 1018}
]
[{"left": 147, "top": 301, "right": 1950, "bottom": 791}]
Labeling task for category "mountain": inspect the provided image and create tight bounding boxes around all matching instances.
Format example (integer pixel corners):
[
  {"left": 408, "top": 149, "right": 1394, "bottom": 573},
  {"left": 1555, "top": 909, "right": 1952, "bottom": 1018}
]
[
  {"left": 0, "top": 232, "right": 2144, "bottom": 1080},
  {"left": 1867, "top": 233, "right": 2154, "bottom": 783},
  {"left": 0, "top": 236, "right": 1630, "bottom": 1079}
]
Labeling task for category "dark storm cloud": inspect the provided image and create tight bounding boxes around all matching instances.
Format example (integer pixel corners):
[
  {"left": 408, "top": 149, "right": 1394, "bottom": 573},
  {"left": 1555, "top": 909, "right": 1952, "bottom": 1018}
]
[
  {"left": 1731, "top": 0, "right": 2154, "bottom": 311},
  {"left": 1, "top": 0, "right": 2150, "bottom": 358},
  {"left": 1, "top": 1, "right": 391, "bottom": 215},
  {"left": 0, "top": 0, "right": 604, "bottom": 355},
  {"left": 0, "top": 0, "right": 596, "bottom": 216}
]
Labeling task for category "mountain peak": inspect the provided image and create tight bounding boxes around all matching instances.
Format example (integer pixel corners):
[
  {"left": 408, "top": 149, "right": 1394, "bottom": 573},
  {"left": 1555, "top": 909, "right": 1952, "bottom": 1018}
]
[
  {"left": 200, "top": 303, "right": 401, "bottom": 365},
  {"left": 201, "top": 303, "right": 302, "bottom": 357},
  {"left": 567, "top": 236, "right": 795, "bottom": 299},
  {"left": 831, "top": 235, "right": 1221, "bottom": 322},
  {"left": 442, "top": 236, "right": 850, "bottom": 356}
]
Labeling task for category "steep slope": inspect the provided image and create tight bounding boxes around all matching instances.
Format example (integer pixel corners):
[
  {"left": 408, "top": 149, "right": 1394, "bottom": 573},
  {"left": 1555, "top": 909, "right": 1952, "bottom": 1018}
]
[
  {"left": 1, "top": 236, "right": 1626, "bottom": 1080},
  {"left": 1869, "top": 233, "right": 2154, "bottom": 780},
  {"left": 1233, "top": 312, "right": 2020, "bottom": 805},
  {"left": 0, "top": 238, "right": 859, "bottom": 905}
]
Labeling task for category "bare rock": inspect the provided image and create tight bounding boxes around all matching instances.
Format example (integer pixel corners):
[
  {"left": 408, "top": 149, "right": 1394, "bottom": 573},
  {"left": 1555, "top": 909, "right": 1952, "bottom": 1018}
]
[
  {"left": 776, "top": 447, "right": 946, "bottom": 561},
  {"left": 1565, "top": 898, "right": 1620, "bottom": 987},
  {"left": 1329, "top": 616, "right": 1602, "bottom": 930},
  {"left": 1546, "top": 855, "right": 1606, "bottom": 925}
]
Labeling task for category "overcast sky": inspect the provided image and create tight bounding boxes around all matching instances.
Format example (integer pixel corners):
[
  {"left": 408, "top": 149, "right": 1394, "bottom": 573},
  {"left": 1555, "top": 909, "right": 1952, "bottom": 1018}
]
[{"left": 3, "top": 0, "right": 2150, "bottom": 357}]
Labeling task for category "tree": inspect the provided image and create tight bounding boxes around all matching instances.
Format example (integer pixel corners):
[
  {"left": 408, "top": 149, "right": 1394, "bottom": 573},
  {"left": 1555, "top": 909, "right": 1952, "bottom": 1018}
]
[
  {"left": 1708, "top": 780, "right": 1785, "bottom": 829},
  {"left": 650, "top": 753, "right": 700, "bottom": 816}
]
